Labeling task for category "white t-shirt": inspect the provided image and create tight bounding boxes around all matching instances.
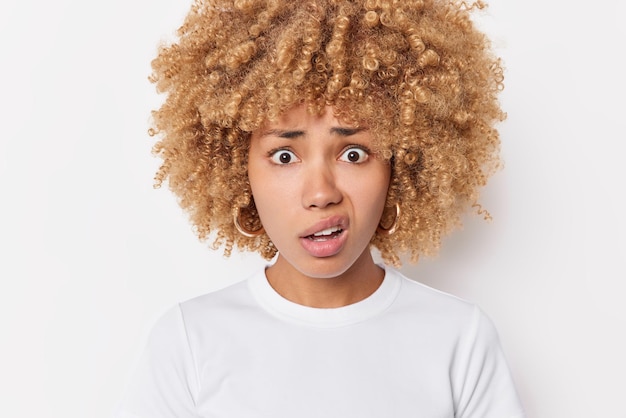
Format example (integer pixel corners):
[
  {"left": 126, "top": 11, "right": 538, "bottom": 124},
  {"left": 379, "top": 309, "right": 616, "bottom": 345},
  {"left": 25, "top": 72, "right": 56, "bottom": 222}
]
[{"left": 114, "top": 267, "right": 525, "bottom": 418}]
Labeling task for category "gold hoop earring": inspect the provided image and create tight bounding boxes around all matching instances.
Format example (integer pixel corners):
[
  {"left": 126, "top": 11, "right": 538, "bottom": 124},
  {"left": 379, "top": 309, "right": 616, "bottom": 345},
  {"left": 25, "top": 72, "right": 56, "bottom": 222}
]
[
  {"left": 377, "top": 203, "right": 400, "bottom": 236},
  {"left": 234, "top": 207, "right": 265, "bottom": 238}
]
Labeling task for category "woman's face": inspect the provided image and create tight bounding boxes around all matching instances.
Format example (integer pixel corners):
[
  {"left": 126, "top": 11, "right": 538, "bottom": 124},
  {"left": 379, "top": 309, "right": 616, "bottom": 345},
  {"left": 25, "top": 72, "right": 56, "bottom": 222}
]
[{"left": 248, "top": 104, "right": 391, "bottom": 279}]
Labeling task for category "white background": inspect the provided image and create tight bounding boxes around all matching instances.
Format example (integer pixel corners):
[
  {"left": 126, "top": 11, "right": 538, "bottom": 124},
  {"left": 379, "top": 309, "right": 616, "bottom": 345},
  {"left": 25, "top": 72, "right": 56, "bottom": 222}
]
[{"left": 0, "top": 0, "right": 624, "bottom": 417}]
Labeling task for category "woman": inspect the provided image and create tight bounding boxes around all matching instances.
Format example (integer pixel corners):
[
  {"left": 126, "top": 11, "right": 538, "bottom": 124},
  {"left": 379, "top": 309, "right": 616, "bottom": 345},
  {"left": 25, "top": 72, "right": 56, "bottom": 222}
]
[{"left": 115, "top": 0, "right": 524, "bottom": 416}]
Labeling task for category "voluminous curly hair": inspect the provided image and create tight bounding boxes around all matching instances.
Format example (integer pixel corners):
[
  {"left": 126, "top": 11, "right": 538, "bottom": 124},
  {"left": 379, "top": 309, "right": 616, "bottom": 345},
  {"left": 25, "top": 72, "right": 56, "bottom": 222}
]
[{"left": 149, "top": 0, "right": 505, "bottom": 266}]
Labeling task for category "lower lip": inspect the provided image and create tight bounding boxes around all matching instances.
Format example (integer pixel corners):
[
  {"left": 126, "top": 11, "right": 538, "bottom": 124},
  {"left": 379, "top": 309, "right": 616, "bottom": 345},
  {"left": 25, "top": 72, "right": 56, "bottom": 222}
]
[{"left": 299, "top": 230, "right": 347, "bottom": 258}]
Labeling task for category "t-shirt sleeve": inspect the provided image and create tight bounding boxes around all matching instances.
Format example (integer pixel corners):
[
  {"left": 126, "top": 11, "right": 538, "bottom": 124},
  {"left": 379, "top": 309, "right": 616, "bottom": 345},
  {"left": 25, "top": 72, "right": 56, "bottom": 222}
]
[
  {"left": 113, "top": 305, "right": 200, "bottom": 418},
  {"left": 451, "top": 306, "right": 525, "bottom": 418}
]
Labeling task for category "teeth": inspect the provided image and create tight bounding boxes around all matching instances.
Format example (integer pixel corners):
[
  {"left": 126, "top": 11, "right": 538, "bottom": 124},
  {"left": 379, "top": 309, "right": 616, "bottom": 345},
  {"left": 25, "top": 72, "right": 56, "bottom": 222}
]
[{"left": 312, "top": 226, "right": 341, "bottom": 237}]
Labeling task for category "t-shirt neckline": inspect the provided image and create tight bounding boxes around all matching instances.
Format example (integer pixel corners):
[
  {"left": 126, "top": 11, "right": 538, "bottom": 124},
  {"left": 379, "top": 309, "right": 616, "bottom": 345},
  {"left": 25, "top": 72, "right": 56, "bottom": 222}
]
[{"left": 247, "top": 266, "right": 402, "bottom": 328}]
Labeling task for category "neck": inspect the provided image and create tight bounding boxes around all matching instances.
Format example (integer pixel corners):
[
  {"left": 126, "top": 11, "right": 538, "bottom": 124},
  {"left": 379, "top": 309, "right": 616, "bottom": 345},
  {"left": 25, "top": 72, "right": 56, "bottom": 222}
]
[{"left": 265, "top": 251, "right": 385, "bottom": 308}]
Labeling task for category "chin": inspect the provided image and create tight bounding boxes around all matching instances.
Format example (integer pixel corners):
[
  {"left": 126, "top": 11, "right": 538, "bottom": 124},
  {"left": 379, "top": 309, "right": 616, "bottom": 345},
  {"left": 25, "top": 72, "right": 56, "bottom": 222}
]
[{"left": 293, "top": 256, "right": 362, "bottom": 280}]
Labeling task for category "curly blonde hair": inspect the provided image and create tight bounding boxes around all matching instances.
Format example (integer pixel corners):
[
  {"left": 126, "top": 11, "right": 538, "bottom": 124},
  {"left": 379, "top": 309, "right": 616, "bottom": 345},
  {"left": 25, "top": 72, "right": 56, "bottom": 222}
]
[{"left": 149, "top": 0, "right": 505, "bottom": 266}]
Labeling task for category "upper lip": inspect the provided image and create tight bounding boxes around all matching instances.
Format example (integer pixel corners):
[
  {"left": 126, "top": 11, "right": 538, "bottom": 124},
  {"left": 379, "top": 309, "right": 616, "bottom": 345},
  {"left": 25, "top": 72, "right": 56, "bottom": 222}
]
[{"left": 299, "top": 215, "right": 348, "bottom": 238}]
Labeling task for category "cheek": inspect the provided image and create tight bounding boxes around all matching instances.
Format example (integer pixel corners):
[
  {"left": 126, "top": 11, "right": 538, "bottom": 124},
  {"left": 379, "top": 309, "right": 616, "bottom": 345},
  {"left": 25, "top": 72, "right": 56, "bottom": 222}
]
[
  {"left": 368, "top": 164, "right": 391, "bottom": 205},
  {"left": 248, "top": 167, "right": 293, "bottom": 225},
  {"left": 347, "top": 167, "right": 390, "bottom": 221},
  {"left": 371, "top": 169, "right": 392, "bottom": 221}
]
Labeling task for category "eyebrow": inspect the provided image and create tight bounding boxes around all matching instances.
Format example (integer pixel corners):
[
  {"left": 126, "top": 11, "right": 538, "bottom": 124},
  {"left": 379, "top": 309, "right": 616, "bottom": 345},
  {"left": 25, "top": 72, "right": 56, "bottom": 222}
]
[
  {"left": 260, "top": 127, "right": 367, "bottom": 139},
  {"left": 331, "top": 127, "right": 367, "bottom": 136},
  {"left": 262, "top": 129, "right": 304, "bottom": 139}
]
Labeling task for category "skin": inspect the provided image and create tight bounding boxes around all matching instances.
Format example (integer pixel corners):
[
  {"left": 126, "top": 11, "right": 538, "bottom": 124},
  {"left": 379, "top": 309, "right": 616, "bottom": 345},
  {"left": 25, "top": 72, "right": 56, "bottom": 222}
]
[{"left": 248, "top": 105, "right": 391, "bottom": 308}]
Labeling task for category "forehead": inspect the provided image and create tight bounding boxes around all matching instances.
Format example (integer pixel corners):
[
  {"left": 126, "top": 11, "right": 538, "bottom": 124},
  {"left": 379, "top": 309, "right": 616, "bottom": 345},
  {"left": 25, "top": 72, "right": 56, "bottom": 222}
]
[
  {"left": 248, "top": 102, "right": 391, "bottom": 160},
  {"left": 258, "top": 104, "right": 364, "bottom": 131},
  {"left": 272, "top": 105, "right": 333, "bottom": 126}
]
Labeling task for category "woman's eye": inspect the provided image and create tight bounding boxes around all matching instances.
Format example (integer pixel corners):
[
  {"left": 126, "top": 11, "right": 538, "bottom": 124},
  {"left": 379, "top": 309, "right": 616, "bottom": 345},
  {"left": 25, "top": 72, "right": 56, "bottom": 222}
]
[
  {"left": 339, "top": 147, "right": 368, "bottom": 163},
  {"left": 270, "top": 149, "right": 298, "bottom": 165}
]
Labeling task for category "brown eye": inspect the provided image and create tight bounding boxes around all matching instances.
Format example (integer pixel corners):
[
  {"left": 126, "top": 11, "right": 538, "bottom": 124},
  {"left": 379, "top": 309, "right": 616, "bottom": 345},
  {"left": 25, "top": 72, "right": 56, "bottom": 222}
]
[
  {"left": 339, "top": 147, "right": 368, "bottom": 163},
  {"left": 270, "top": 150, "right": 298, "bottom": 165}
]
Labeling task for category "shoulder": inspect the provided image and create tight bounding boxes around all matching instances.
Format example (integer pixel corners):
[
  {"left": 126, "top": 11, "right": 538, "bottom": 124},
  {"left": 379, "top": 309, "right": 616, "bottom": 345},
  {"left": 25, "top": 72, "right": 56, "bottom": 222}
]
[
  {"left": 386, "top": 268, "right": 501, "bottom": 342},
  {"left": 389, "top": 268, "right": 476, "bottom": 317},
  {"left": 181, "top": 276, "right": 251, "bottom": 311},
  {"left": 173, "top": 275, "right": 257, "bottom": 327}
]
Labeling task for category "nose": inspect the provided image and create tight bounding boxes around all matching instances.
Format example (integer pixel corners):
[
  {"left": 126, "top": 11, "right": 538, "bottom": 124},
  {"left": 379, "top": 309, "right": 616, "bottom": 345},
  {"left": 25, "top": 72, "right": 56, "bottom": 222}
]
[{"left": 301, "top": 161, "right": 343, "bottom": 209}]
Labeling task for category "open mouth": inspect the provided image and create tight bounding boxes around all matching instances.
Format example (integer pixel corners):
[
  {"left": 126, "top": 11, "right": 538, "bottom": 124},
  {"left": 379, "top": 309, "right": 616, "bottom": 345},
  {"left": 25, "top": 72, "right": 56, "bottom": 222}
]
[
  {"left": 306, "top": 226, "right": 344, "bottom": 241},
  {"left": 300, "top": 220, "right": 348, "bottom": 257}
]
